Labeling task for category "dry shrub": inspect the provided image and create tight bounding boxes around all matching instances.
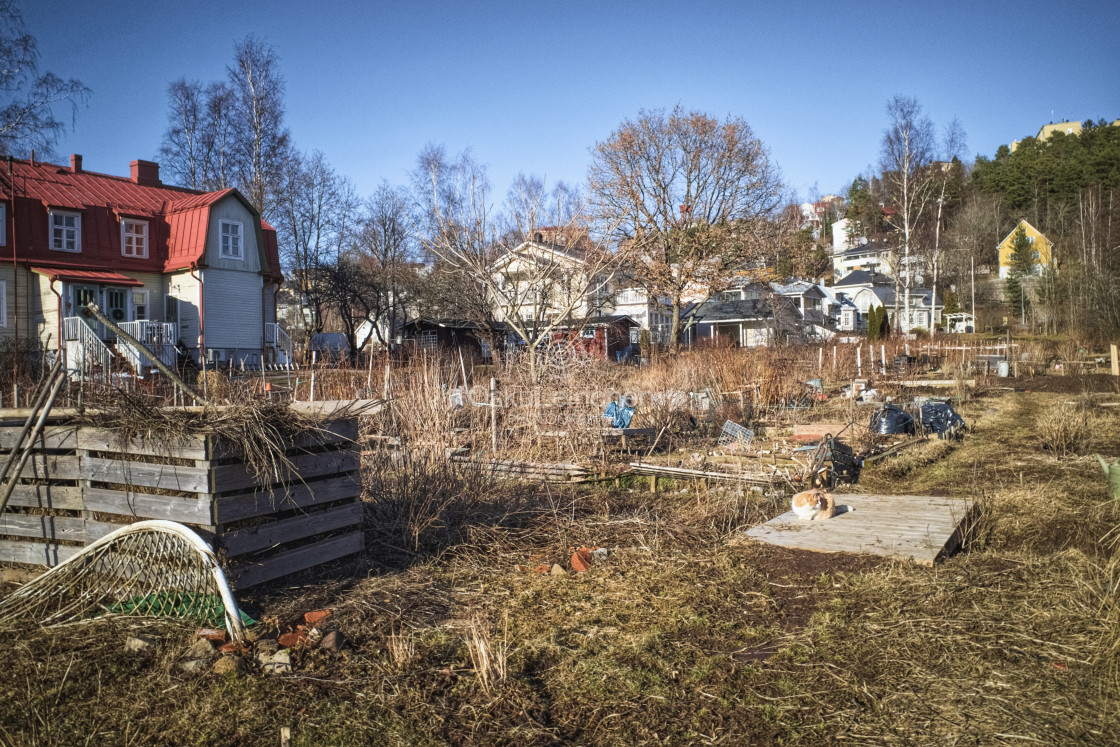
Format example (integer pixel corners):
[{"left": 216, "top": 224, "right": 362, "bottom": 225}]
[
  {"left": 0, "top": 342, "right": 47, "bottom": 406},
  {"left": 1036, "top": 402, "right": 1092, "bottom": 457},
  {"left": 196, "top": 369, "right": 232, "bottom": 401}
]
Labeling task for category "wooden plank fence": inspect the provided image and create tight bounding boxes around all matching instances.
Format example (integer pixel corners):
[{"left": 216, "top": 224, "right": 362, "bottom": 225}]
[{"left": 0, "top": 416, "right": 363, "bottom": 588}]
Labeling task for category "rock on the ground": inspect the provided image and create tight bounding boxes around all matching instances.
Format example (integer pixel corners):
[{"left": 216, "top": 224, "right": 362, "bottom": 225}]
[
  {"left": 212, "top": 655, "right": 247, "bottom": 675},
  {"left": 320, "top": 630, "right": 346, "bottom": 652},
  {"left": 183, "top": 638, "right": 216, "bottom": 661},
  {"left": 254, "top": 638, "right": 280, "bottom": 657},
  {"left": 551, "top": 563, "right": 567, "bottom": 576},
  {"left": 179, "top": 658, "right": 209, "bottom": 673},
  {"left": 260, "top": 649, "right": 291, "bottom": 675},
  {"left": 124, "top": 635, "right": 158, "bottom": 655}
]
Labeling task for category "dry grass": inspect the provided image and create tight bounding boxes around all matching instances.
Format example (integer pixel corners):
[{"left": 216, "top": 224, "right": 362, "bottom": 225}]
[
  {"left": 1035, "top": 400, "right": 1093, "bottom": 457},
  {"left": 4, "top": 349, "right": 1120, "bottom": 745},
  {"left": 464, "top": 611, "right": 508, "bottom": 695},
  {"left": 872, "top": 437, "right": 958, "bottom": 478}
]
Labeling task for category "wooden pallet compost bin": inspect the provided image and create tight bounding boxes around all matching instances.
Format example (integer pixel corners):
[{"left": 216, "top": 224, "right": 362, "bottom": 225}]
[{"left": 0, "top": 414, "right": 362, "bottom": 589}]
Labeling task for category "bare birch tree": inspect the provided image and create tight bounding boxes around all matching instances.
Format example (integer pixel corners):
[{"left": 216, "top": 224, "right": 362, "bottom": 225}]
[
  {"left": 227, "top": 36, "right": 290, "bottom": 218},
  {"left": 880, "top": 95, "right": 935, "bottom": 332},
  {"left": 927, "top": 118, "right": 967, "bottom": 331},
  {"left": 589, "top": 106, "right": 783, "bottom": 352}
]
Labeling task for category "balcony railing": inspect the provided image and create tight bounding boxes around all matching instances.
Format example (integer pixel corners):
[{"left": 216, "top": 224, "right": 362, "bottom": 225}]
[{"left": 117, "top": 320, "right": 178, "bottom": 371}]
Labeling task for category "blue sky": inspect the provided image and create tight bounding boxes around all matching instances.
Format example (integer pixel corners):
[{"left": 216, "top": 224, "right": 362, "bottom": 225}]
[{"left": 23, "top": 0, "right": 1120, "bottom": 204}]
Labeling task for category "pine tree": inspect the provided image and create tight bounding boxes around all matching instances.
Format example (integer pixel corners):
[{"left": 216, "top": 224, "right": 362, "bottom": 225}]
[
  {"left": 1008, "top": 226, "right": 1035, "bottom": 278},
  {"left": 1005, "top": 226, "right": 1034, "bottom": 320},
  {"left": 866, "top": 305, "right": 879, "bottom": 341}
]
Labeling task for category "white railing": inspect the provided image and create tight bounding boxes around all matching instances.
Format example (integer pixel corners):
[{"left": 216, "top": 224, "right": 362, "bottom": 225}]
[
  {"left": 118, "top": 321, "right": 178, "bottom": 370},
  {"left": 265, "top": 323, "right": 292, "bottom": 364},
  {"left": 63, "top": 316, "right": 114, "bottom": 383}
]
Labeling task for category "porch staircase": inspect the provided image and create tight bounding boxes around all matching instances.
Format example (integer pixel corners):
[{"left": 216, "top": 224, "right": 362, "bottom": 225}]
[
  {"left": 64, "top": 317, "right": 176, "bottom": 382},
  {"left": 63, "top": 317, "right": 114, "bottom": 384},
  {"left": 265, "top": 323, "right": 293, "bottom": 365}
]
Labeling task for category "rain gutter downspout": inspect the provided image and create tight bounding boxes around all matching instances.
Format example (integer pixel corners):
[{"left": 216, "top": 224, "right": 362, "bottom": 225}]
[
  {"left": 189, "top": 264, "right": 204, "bottom": 360},
  {"left": 7, "top": 156, "right": 18, "bottom": 349},
  {"left": 261, "top": 274, "right": 267, "bottom": 362},
  {"left": 49, "top": 277, "right": 63, "bottom": 369}
]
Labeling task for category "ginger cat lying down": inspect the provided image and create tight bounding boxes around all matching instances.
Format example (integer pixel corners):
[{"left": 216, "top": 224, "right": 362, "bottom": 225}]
[{"left": 791, "top": 488, "right": 840, "bottom": 520}]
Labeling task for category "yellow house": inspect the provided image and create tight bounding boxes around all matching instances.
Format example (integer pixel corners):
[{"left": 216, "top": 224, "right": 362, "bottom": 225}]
[
  {"left": 1010, "top": 121, "right": 1083, "bottom": 151},
  {"left": 998, "top": 220, "right": 1053, "bottom": 279}
]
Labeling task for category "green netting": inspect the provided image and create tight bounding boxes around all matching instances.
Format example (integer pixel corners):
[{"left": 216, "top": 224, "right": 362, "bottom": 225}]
[{"left": 108, "top": 592, "right": 256, "bottom": 629}]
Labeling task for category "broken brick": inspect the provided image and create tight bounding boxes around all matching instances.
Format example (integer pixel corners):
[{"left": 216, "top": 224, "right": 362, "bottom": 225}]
[
  {"left": 303, "top": 609, "right": 332, "bottom": 626},
  {"left": 278, "top": 631, "right": 309, "bottom": 648},
  {"left": 195, "top": 628, "right": 228, "bottom": 643}
]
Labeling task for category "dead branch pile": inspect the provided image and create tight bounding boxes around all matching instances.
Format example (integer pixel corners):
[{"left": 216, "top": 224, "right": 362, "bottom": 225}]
[{"left": 73, "top": 388, "right": 339, "bottom": 486}]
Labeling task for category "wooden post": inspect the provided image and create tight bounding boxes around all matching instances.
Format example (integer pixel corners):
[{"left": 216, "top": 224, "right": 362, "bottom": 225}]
[
  {"left": 309, "top": 351, "right": 317, "bottom": 403},
  {"left": 856, "top": 346, "right": 862, "bottom": 376},
  {"left": 650, "top": 475, "right": 658, "bottom": 495},
  {"left": 832, "top": 345, "right": 836, "bottom": 373},
  {"left": 818, "top": 347, "right": 822, "bottom": 372},
  {"left": 881, "top": 344, "right": 886, "bottom": 375},
  {"left": 1112, "top": 344, "right": 1119, "bottom": 377},
  {"left": 490, "top": 377, "right": 498, "bottom": 452},
  {"left": 850, "top": 378, "right": 856, "bottom": 423}
]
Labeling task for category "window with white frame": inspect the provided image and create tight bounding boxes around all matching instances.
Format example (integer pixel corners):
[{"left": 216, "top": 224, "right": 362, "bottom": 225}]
[
  {"left": 50, "top": 211, "right": 81, "bottom": 252},
  {"left": 121, "top": 219, "right": 148, "bottom": 258},
  {"left": 131, "top": 290, "right": 149, "bottom": 321},
  {"left": 219, "top": 220, "right": 243, "bottom": 259},
  {"left": 419, "top": 331, "right": 438, "bottom": 350}
]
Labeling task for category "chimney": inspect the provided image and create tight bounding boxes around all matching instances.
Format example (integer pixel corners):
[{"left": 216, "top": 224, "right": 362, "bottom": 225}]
[
  {"left": 70, "top": 154, "right": 82, "bottom": 173},
  {"left": 130, "top": 159, "right": 161, "bottom": 186}
]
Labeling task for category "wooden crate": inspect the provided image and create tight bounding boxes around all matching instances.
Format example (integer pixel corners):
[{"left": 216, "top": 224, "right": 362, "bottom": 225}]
[{"left": 0, "top": 416, "right": 364, "bottom": 588}]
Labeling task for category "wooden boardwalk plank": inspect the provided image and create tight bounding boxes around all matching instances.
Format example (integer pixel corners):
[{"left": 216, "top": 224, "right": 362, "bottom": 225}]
[{"left": 743, "top": 493, "right": 974, "bottom": 566}]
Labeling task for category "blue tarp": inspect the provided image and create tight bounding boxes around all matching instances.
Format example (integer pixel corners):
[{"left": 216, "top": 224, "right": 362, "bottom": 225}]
[{"left": 604, "top": 400, "right": 635, "bottom": 428}]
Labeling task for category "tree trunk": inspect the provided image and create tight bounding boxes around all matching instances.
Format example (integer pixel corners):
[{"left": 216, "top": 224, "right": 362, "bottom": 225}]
[{"left": 669, "top": 296, "right": 683, "bottom": 353}]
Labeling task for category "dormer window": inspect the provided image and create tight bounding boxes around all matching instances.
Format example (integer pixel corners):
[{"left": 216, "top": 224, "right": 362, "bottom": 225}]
[
  {"left": 122, "top": 219, "right": 148, "bottom": 258},
  {"left": 220, "top": 220, "right": 243, "bottom": 259},
  {"left": 50, "top": 211, "right": 81, "bottom": 253}
]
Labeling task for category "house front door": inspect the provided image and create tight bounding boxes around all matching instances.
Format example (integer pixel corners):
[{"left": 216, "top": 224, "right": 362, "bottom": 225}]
[
  {"left": 105, "top": 288, "right": 129, "bottom": 325},
  {"left": 71, "top": 284, "right": 103, "bottom": 337}
]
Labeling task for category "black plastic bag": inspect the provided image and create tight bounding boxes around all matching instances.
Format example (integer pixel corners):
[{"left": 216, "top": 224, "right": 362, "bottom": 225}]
[
  {"left": 870, "top": 404, "right": 916, "bottom": 435},
  {"left": 919, "top": 402, "right": 965, "bottom": 437}
]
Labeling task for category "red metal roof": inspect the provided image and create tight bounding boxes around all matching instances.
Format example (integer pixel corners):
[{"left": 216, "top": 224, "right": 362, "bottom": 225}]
[
  {"left": 31, "top": 267, "right": 144, "bottom": 286},
  {"left": 0, "top": 157, "right": 280, "bottom": 281}
]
